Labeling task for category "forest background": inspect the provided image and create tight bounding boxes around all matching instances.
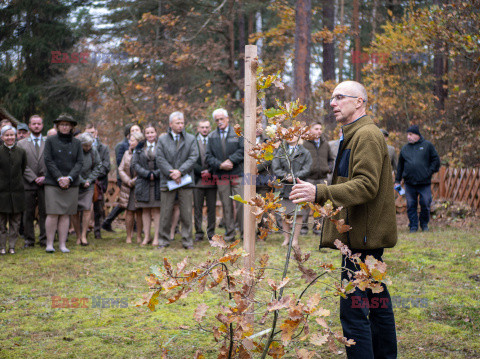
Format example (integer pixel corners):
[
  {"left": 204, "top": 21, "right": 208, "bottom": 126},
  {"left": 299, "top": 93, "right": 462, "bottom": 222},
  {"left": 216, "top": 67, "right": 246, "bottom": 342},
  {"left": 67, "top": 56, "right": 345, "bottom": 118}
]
[{"left": 1, "top": 0, "right": 479, "bottom": 167}]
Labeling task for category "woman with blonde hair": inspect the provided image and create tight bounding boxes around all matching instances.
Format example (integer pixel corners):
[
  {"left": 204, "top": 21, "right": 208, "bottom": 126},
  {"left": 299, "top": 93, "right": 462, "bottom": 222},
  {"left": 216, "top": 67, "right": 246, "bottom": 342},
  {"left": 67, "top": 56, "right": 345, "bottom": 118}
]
[
  {"left": 132, "top": 124, "right": 161, "bottom": 246},
  {"left": 118, "top": 131, "right": 144, "bottom": 243}
]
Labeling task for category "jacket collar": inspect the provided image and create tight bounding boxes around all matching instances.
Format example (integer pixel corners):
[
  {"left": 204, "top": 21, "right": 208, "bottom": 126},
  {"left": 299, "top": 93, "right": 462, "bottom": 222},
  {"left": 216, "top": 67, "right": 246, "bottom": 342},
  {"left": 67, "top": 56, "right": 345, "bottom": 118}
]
[
  {"left": 341, "top": 115, "right": 373, "bottom": 142},
  {"left": 168, "top": 127, "right": 185, "bottom": 139},
  {"left": 217, "top": 126, "right": 229, "bottom": 135}
]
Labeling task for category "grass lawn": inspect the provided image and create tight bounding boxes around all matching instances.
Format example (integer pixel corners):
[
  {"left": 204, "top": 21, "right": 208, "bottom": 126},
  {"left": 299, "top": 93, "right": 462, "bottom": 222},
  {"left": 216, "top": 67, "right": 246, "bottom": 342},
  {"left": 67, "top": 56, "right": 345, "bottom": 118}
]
[{"left": 1, "top": 218, "right": 479, "bottom": 358}]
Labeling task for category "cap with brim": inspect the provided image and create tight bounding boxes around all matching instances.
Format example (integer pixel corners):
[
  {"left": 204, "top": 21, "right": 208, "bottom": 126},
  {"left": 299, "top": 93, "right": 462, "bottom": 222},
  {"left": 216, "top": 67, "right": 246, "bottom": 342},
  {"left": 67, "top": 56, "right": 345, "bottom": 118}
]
[
  {"left": 17, "top": 123, "right": 29, "bottom": 131},
  {"left": 53, "top": 114, "right": 77, "bottom": 126}
]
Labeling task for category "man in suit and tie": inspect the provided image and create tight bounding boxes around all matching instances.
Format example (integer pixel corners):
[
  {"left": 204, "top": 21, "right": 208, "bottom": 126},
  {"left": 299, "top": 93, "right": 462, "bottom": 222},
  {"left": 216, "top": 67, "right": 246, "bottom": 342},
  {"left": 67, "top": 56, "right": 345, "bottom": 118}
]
[
  {"left": 156, "top": 112, "right": 199, "bottom": 249},
  {"left": 205, "top": 108, "right": 244, "bottom": 241},
  {"left": 17, "top": 115, "right": 47, "bottom": 247},
  {"left": 193, "top": 120, "right": 217, "bottom": 241}
]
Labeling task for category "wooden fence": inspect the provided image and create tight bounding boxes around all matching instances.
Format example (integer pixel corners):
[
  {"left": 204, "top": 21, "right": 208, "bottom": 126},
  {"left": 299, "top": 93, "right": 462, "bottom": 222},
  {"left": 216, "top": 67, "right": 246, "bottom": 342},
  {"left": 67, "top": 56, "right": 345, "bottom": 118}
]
[{"left": 432, "top": 166, "right": 480, "bottom": 211}]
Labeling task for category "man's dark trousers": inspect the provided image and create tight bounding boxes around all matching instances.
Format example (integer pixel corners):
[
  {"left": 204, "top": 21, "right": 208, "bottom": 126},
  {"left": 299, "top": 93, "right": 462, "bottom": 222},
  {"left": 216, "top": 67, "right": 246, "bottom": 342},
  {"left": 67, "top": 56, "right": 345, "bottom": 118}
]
[
  {"left": 193, "top": 187, "right": 216, "bottom": 240},
  {"left": 103, "top": 205, "right": 125, "bottom": 227},
  {"left": 340, "top": 249, "right": 397, "bottom": 359},
  {"left": 23, "top": 188, "right": 46, "bottom": 246},
  {"left": 405, "top": 184, "right": 432, "bottom": 231}
]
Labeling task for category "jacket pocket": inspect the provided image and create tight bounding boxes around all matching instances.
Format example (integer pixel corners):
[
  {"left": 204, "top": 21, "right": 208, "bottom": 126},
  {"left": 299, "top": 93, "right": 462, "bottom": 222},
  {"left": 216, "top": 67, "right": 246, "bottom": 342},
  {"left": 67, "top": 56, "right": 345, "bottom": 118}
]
[{"left": 337, "top": 149, "right": 350, "bottom": 177}]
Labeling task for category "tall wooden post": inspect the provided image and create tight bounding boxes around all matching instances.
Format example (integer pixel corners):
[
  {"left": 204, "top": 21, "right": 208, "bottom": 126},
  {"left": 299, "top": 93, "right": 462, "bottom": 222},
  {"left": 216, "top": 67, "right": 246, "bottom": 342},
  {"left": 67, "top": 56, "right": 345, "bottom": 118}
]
[
  {"left": 244, "top": 45, "right": 257, "bottom": 270},
  {"left": 244, "top": 45, "right": 257, "bottom": 323}
]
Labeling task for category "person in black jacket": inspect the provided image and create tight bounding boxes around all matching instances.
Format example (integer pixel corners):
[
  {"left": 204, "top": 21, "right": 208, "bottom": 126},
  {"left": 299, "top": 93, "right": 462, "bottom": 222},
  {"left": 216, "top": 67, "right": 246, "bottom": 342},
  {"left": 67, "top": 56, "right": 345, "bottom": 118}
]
[
  {"left": 85, "top": 122, "right": 111, "bottom": 239},
  {"left": 395, "top": 125, "right": 440, "bottom": 232},
  {"left": 43, "top": 114, "right": 84, "bottom": 253},
  {"left": 205, "top": 108, "right": 244, "bottom": 241},
  {"left": 0, "top": 125, "right": 27, "bottom": 254}
]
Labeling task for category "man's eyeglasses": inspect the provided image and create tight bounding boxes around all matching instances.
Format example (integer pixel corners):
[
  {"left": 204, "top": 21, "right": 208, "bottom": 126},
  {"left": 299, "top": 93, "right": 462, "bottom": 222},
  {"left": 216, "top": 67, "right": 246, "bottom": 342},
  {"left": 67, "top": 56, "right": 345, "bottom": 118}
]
[{"left": 330, "top": 94, "right": 365, "bottom": 103}]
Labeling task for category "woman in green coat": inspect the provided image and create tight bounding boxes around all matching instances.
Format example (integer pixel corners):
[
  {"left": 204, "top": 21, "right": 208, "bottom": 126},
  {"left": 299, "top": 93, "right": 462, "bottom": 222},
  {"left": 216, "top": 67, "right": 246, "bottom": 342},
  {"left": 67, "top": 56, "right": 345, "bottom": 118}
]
[{"left": 0, "top": 125, "right": 27, "bottom": 254}]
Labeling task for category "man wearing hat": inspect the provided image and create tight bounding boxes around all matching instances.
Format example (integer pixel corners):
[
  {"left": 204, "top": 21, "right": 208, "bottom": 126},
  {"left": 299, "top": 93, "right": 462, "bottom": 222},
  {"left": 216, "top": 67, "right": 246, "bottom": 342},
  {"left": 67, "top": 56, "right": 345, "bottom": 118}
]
[
  {"left": 17, "top": 123, "right": 30, "bottom": 141},
  {"left": 395, "top": 125, "right": 440, "bottom": 233},
  {"left": 380, "top": 129, "right": 397, "bottom": 175}
]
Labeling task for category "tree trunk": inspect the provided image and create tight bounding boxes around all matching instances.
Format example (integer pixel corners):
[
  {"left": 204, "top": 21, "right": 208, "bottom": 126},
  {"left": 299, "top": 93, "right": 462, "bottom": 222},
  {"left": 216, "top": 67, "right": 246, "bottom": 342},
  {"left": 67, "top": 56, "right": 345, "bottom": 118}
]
[
  {"left": 293, "top": 0, "right": 312, "bottom": 118},
  {"left": 322, "top": 0, "right": 335, "bottom": 82},
  {"left": 353, "top": 0, "right": 361, "bottom": 82},
  {"left": 322, "top": 0, "right": 335, "bottom": 127},
  {"left": 338, "top": 0, "right": 344, "bottom": 82},
  {"left": 239, "top": 3, "right": 246, "bottom": 84},
  {"left": 433, "top": 0, "right": 448, "bottom": 111}
]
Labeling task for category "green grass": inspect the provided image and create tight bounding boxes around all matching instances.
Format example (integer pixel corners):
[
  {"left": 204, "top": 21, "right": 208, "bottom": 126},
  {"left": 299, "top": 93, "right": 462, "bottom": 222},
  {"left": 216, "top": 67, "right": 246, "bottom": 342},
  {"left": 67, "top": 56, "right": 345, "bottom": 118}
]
[{"left": 0, "top": 221, "right": 479, "bottom": 358}]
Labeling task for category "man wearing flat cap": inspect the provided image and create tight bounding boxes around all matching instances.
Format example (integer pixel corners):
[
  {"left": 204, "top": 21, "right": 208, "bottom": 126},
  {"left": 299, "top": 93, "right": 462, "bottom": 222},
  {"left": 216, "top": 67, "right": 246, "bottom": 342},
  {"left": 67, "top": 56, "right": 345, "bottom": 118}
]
[
  {"left": 17, "top": 123, "right": 30, "bottom": 141},
  {"left": 395, "top": 125, "right": 440, "bottom": 233}
]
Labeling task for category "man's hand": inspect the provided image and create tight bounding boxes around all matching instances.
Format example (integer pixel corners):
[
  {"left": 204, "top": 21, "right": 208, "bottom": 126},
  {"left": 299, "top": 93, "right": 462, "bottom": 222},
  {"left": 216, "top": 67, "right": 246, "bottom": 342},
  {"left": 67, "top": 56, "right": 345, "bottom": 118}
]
[
  {"left": 169, "top": 169, "right": 182, "bottom": 182},
  {"left": 286, "top": 174, "right": 293, "bottom": 183},
  {"left": 289, "top": 178, "right": 316, "bottom": 203},
  {"left": 35, "top": 176, "right": 45, "bottom": 186},
  {"left": 219, "top": 159, "right": 233, "bottom": 171}
]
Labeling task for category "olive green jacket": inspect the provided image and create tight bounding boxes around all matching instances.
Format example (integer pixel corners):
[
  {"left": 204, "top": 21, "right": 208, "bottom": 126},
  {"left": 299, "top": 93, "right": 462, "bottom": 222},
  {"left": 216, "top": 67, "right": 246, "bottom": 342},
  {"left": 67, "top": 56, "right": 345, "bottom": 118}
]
[{"left": 316, "top": 116, "right": 397, "bottom": 250}]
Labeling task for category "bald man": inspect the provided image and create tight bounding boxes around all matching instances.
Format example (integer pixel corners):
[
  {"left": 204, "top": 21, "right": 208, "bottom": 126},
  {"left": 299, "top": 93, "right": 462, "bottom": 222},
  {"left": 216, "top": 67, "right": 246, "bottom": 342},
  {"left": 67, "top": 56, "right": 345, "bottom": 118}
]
[{"left": 290, "top": 81, "right": 398, "bottom": 358}]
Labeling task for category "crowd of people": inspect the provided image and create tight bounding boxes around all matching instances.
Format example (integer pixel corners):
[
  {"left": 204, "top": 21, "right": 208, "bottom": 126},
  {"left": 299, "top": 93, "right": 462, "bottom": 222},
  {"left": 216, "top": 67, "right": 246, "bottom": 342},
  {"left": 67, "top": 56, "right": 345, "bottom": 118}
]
[
  {"left": 1, "top": 81, "right": 442, "bottom": 358},
  {"left": 0, "top": 103, "right": 439, "bottom": 255}
]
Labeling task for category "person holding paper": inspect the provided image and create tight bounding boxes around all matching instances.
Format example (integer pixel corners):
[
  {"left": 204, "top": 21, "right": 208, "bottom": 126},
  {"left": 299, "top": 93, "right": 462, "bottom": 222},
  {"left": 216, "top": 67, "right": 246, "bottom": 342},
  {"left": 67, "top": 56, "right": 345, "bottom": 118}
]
[{"left": 156, "top": 112, "right": 198, "bottom": 249}]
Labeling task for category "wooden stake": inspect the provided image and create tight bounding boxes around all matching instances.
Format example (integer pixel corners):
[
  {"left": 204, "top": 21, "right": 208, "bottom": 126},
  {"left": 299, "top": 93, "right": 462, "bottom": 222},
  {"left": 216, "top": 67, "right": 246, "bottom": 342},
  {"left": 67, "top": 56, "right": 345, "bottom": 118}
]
[{"left": 243, "top": 45, "right": 257, "bottom": 323}]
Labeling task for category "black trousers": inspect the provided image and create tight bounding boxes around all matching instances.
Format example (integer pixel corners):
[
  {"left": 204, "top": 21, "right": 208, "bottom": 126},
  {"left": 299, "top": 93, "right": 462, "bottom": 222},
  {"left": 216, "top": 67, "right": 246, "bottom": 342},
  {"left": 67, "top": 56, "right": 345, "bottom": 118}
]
[
  {"left": 340, "top": 249, "right": 397, "bottom": 359},
  {"left": 103, "top": 205, "right": 125, "bottom": 225},
  {"left": 93, "top": 198, "right": 105, "bottom": 234},
  {"left": 193, "top": 187, "right": 217, "bottom": 239},
  {"left": 23, "top": 188, "right": 46, "bottom": 245}
]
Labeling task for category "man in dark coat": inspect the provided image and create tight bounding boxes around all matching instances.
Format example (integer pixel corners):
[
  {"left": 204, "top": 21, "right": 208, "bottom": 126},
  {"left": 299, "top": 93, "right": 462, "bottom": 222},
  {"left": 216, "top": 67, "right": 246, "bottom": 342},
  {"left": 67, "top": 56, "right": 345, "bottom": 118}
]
[
  {"left": 156, "top": 112, "right": 198, "bottom": 249},
  {"left": 193, "top": 120, "right": 217, "bottom": 242},
  {"left": 102, "top": 123, "right": 138, "bottom": 232},
  {"left": 301, "top": 121, "right": 335, "bottom": 235},
  {"left": 0, "top": 125, "right": 27, "bottom": 254},
  {"left": 17, "top": 115, "right": 47, "bottom": 247},
  {"left": 85, "top": 123, "right": 111, "bottom": 238},
  {"left": 290, "top": 81, "right": 397, "bottom": 358},
  {"left": 395, "top": 125, "right": 440, "bottom": 232},
  {"left": 205, "top": 108, "right": 244, "bottom": 241}
]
